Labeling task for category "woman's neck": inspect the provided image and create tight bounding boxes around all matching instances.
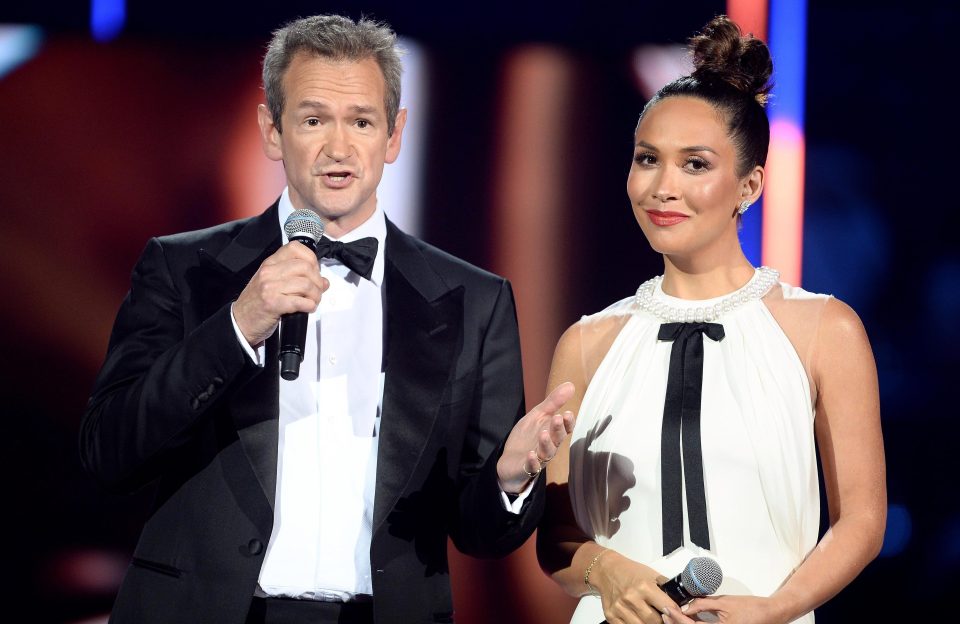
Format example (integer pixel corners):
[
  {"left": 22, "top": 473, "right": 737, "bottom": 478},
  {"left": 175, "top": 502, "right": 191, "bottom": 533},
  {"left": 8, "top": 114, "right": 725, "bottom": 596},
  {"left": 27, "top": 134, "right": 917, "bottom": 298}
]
[{"left": 660, "top": 248, "right": 756, "bottom": 300}]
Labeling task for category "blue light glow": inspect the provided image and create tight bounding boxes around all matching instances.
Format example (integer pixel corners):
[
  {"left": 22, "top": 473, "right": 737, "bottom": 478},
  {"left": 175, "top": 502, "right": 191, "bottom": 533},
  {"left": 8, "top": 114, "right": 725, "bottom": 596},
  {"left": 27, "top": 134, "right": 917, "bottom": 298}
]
[
  {"left": 879, "top": 503, "right": 911, "bottom": 557},
  {"left": 938, "top": 515, "right": 960, "bottom": 567},
  {"left": 0, "top": 25, "right": 43, "bottom": 80},
  {"left": 740, "top": 198, "right": 763, "bottom": 267},
  {"left": 768, "top": 0, "right": 807, "bottom": 126},
  {"left": 91, "top": 0, "right": 125, "bottom": 42}
]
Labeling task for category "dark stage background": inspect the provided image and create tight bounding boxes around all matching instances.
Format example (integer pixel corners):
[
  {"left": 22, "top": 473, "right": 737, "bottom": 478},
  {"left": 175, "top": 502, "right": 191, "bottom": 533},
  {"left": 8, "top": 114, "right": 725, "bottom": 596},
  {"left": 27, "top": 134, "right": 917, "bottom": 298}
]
[{"left": 1, "top": 1, "right": 956, "bottom": 622}]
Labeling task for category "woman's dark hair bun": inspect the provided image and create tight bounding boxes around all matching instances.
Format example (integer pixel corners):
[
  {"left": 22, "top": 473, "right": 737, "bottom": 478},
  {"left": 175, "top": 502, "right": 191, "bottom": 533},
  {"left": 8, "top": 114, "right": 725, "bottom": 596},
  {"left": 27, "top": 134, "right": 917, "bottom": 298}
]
[{"left": 690, "top": 15, "right": 773, "bottom": 105}]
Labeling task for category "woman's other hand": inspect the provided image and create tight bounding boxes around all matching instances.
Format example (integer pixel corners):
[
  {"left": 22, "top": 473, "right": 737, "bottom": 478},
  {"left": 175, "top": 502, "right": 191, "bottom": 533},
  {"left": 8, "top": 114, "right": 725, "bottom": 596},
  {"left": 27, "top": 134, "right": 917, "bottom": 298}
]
[{"left": 665, "top": 595, "right": 785, "bottom": 624}]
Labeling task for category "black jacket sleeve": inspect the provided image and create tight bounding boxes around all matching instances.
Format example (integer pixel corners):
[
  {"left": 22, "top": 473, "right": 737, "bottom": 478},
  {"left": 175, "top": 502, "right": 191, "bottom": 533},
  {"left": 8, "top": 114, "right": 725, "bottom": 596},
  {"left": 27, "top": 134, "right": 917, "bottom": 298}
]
[
  {"left": 79, "top": 237, "right": 260, "bottom": 493},
  {"left": 448, "top": 279, "right": 545, "bottom": 557}
]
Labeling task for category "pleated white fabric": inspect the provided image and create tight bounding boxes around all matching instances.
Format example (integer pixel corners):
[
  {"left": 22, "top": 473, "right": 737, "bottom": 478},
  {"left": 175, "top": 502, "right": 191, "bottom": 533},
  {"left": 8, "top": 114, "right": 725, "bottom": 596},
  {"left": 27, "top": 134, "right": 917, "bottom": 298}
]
[{"left": 568, "top": 270, "right": 826, "bottom": 624}]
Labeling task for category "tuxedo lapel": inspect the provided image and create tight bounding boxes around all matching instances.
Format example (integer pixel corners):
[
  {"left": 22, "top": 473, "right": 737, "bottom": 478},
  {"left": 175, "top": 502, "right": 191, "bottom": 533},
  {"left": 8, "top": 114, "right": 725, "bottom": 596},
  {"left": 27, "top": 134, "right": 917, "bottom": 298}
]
[
  {"left": 195, "top": 202, "right": 283, "bottom": 512},
  {"left": 374, "top": 221, "right": 463, "bottom": 534}
]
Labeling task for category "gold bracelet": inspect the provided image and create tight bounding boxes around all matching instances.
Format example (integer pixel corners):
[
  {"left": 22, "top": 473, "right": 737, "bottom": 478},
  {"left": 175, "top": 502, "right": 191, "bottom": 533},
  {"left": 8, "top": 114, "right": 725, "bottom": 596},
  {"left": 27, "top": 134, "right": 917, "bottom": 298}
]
[{"left": 583, "top": 548, "right": 607, "bottom": 594}]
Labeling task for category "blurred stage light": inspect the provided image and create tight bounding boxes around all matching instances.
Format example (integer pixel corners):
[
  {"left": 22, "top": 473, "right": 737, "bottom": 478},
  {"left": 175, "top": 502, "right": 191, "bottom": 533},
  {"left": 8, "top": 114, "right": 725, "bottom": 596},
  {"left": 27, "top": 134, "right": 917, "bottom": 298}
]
[
  {"left": 67, "top": 617, "right": 109, "bottom": 624},
  {"left": 630, "top": 45, "right": 689, "bottom": 100},
  {"left": 937, "top": 514, "right": 960, "bottom": 568},
  {"left": 0, "top": 25, "right": 43, "bottom": 79},
  {"left": 763, "top": 119, "right": 805, "bottom": 283},
  {"left": 763, "top": 0, "right": 807, "bottom": 286},
  {"left": 879, "top": 503, "right": 912, "bottom": 557},
  {"left": 727, "top": 1, "right": 767, "bottom": 269},
  {"left": 377, "top": 36, "right": 427, "bottom": 237},
  {"left": 728, "top": 0, "right": 808, "bottom": 284},
  {"left": 925, "top": 260, "right": 960, "bottom": 343},
  {"left": 91, "top": 0, "right": 125, "bottom": 42},
  {"left": 728, "top": 0, "right": 768, "bottom": 41},
  {"left": 46, "top": 548, "right": 128, "bottom": 595}
]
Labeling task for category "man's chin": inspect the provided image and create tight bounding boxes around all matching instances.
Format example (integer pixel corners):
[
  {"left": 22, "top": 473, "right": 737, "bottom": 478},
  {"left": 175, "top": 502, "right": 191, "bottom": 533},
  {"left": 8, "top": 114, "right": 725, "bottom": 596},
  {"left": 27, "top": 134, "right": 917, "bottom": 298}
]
[{"left": 305, "top": 201, "right": 376, "bottom": 233}]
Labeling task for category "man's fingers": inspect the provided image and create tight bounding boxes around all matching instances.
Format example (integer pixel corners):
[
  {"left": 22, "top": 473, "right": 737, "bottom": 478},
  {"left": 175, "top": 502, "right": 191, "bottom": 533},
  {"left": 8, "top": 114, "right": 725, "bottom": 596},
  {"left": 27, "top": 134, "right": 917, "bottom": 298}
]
[
  {"left": 536, "top": 429, "right": 552, "bottom": 463},
  {"left": 549, "top": 410, "right": 575, "bottom": 443},
  {"left": 546, "top": 414, "right": 567, "bottom": 446},
  {"left": 533, "top": 410, "right": 576, "bottom": 464},
  {"left": 281, "top": 239, "right": 323, "bottom": 261},
  {"left": 523, "top": 450, "right": 542, "bottom": 478},
  {"left": 538, "top": 381, "right": 575, "bottom": 415}
]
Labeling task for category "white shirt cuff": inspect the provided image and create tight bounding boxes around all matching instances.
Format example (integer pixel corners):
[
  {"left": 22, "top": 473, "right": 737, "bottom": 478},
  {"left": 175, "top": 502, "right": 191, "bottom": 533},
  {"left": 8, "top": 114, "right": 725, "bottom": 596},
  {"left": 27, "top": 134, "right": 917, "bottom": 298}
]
[
  {"left": 499, "top": 478, "right": 536, "bottom": 514},
  {"left": 230, "top": 302, "right": 264, "bottom": 366}
]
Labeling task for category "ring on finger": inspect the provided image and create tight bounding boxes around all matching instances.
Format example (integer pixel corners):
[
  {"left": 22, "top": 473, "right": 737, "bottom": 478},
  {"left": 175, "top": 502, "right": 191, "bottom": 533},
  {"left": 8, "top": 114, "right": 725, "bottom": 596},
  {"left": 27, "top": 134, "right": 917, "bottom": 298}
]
[
  {"left": 522, "top": 462, "right": 542, "bottom": 478},
  {"left": 535, "top": 448, "right": 551, "bottom": 464}
]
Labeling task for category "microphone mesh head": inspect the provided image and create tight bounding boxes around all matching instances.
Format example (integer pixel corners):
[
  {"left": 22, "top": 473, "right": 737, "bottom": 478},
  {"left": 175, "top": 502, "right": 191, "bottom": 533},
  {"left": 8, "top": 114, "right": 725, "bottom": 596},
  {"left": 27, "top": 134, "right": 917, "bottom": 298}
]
[
  {"left": 283, "top": 209, "right": 324, "bottom": 242},
  {"left": 681, "top": 557, "right": 723, "bottom": 597}
]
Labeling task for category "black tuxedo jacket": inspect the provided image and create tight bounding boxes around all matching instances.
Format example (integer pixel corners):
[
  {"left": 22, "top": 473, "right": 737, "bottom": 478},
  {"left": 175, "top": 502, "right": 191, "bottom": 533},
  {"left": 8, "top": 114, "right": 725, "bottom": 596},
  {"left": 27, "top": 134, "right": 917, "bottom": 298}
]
[{"left": 80, "top": 203, "right": 543, "bottom": 623}]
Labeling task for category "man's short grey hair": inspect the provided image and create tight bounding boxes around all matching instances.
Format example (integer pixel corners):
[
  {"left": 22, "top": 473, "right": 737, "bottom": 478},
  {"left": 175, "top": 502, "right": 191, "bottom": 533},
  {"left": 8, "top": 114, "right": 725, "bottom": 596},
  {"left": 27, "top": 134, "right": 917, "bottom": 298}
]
[{"left": 262, "top": 15, "right": 403, "bottom": 135}]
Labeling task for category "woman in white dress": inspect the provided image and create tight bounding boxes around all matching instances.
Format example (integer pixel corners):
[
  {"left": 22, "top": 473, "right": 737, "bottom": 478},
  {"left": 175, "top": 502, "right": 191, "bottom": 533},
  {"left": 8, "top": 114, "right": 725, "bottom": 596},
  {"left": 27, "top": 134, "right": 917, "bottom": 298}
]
[{"left": 535, "top": 16, "right": 886, "bottom": 624}]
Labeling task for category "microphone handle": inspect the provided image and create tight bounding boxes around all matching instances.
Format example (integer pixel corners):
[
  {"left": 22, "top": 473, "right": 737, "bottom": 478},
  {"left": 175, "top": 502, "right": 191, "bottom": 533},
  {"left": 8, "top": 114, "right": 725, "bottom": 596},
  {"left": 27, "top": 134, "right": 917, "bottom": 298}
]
[
  {"left": 279, "top": 312, "right": 308, "bottom": 380},
  {"left": 278, "top": 235, "right": 318, "bottom": 381},
  {"left": 660, "top": 576, "right": 696, "bottom": 605},
  {"left": 597, "top": 577, "right": 695, "bottom": 624}
]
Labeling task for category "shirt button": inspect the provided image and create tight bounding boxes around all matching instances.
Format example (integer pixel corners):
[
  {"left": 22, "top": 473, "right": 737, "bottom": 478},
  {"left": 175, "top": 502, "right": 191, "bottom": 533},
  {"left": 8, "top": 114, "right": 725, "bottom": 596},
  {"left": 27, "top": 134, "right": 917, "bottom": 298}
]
[{"left": 329, "top": 355, "right": 337, "bottom": 365}]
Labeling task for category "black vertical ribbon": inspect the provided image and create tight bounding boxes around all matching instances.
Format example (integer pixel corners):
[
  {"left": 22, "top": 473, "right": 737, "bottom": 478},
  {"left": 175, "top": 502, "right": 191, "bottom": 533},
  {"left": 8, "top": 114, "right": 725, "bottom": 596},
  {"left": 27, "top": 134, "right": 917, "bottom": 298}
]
[{"left": 657, "top": 322, "right": 725, "bottom": 555}]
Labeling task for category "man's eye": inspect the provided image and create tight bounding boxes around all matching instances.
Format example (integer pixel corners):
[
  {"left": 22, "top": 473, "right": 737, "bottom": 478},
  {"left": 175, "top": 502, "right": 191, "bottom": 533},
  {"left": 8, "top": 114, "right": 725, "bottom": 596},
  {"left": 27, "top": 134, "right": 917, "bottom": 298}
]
[
  {"left": 306, "top": 118, "right": 320, "bottom": 127},
  {"left": 356, "top": 119, "right": 370, "bottom": 129}
]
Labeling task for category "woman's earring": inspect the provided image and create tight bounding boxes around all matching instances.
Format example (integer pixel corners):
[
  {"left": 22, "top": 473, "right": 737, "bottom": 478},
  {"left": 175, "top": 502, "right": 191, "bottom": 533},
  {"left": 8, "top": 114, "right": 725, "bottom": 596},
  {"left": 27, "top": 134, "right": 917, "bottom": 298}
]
[{"left": 737, "top": 200, "right": 752, "bottom": 215}]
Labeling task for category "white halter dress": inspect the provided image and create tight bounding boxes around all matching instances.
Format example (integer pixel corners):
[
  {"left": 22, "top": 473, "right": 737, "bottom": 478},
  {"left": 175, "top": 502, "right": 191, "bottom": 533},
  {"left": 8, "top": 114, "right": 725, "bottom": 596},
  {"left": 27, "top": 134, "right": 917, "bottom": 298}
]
[{"left": 567, "top": 268, "right": 829, "bottom": 624}]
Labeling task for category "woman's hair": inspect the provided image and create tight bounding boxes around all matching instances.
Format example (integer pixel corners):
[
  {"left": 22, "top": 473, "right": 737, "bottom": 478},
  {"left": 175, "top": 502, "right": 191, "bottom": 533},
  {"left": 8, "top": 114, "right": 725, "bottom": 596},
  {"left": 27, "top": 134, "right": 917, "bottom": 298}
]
[{"left": 641, "top": 16, "right": 773, "bottom": 177}]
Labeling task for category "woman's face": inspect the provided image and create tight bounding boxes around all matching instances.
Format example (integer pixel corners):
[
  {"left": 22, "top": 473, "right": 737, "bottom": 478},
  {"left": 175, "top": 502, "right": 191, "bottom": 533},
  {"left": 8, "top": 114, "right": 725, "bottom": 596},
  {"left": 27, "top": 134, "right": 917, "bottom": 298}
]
[{"left": 627, "top": 96, "right": 754, "bottom": 259}]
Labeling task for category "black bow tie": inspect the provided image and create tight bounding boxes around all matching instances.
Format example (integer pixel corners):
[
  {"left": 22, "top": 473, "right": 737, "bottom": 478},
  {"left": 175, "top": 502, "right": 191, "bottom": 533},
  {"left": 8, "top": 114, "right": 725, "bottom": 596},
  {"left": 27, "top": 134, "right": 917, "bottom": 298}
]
[
  {"left": 314, "top": 236, "right": 379, "bottom": 280},
  {"left": 657, "top": 321, "right": 726, "bottom": 555}
]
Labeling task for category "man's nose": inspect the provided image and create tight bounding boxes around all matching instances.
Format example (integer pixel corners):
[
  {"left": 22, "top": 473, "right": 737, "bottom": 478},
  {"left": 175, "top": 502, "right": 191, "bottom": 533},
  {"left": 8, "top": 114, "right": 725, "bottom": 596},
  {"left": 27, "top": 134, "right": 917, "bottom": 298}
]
[{"left": 323, "top": 124, "right": 350, "bottom": 161}]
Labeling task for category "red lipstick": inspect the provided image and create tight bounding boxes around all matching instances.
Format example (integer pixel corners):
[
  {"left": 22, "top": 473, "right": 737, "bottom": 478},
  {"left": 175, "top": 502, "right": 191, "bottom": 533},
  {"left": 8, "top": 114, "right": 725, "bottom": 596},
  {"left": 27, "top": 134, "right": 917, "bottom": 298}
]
[{"left": 646, "top": 209, "right": 689, "bottom": 227}]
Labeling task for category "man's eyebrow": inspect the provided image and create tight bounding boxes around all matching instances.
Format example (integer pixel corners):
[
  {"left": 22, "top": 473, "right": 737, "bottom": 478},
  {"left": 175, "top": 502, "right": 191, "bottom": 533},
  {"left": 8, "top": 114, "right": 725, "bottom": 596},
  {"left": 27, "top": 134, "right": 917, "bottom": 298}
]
[
  {"left": 294, "top": 100, "right": 381, "bottom": 117},
  {"left": 349, "top": 104, "right": 380, "bottom": 116},
  {"left": 296, "top": 99, "right": 329, "bottom": 110}
]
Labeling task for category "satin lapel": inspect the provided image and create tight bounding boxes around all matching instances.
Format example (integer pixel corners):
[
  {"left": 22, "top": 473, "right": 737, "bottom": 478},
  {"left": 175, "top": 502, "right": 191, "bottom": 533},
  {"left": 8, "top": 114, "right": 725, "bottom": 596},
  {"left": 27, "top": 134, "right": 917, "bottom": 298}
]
[
  {"left": 373, "top": 221, "right": 463, "bottom": 534},
  {"left": 196, "top": 202, "right": 283, "bottom": 510}
]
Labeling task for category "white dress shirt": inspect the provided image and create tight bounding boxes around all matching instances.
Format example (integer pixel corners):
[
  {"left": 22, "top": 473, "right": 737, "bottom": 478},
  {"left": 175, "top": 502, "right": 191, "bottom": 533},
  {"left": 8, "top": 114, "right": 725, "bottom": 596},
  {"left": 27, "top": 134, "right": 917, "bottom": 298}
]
[{"left": 231, "top": 189, "right": 531, "bottom": 602}]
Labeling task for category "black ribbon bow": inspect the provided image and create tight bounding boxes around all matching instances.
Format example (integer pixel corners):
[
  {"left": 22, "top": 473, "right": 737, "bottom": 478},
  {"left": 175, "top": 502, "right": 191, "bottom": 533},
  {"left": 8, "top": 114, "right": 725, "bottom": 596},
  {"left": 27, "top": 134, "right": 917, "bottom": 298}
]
[
  {"left": 657, "top": 321, "right": 725, "bottom": 555},
  {"left": 314, "top": 236, "right": 379, "bottom": 280}
]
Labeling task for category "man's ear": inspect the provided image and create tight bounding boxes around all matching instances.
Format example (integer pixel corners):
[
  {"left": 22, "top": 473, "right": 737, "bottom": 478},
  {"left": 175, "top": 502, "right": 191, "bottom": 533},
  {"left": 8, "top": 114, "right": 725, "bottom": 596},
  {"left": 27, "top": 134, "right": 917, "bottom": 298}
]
[
  {"left": 385, "top": 108, "right": 407, "bottom": 164},
  {"left": 258, "top": 104, "right": 283, "bottom": 162}
]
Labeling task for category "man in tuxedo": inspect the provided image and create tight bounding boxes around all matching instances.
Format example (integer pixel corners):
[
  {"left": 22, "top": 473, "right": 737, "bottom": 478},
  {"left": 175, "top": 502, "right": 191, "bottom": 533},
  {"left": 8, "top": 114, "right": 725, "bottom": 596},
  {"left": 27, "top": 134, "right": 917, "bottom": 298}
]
[{"left": 80, "top": 14, "right": 574, "bottom": 624}]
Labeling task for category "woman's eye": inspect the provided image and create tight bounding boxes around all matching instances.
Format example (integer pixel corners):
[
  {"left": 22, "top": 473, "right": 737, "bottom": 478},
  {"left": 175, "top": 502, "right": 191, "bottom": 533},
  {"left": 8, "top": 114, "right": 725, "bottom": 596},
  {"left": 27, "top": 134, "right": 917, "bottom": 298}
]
[
  {"left": 634, "top": 153, "right": 656, "bottom": 166},
  {"left": 686, "top": 157, "right": 710, "bottom": 172}
]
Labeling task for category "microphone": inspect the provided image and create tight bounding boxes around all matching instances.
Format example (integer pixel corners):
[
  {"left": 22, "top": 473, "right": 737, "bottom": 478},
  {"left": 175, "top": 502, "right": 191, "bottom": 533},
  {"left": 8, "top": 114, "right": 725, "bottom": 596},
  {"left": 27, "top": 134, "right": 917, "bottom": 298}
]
[
  {"left": 600, "top": 557, "right": 722, "bottom": 623},
  {"left": 279, "top": 209, "right": 324, "bottom": 381},
  {"left": 659, "top": 556, "right": 722, "bottom": 606}
]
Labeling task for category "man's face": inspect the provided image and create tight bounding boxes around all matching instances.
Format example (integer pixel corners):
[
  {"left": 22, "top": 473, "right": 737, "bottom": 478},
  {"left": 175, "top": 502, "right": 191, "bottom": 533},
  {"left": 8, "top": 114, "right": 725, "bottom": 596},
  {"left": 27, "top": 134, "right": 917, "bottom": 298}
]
[{"left": 259, "top": 53, "right": 406, "bottom": 237}]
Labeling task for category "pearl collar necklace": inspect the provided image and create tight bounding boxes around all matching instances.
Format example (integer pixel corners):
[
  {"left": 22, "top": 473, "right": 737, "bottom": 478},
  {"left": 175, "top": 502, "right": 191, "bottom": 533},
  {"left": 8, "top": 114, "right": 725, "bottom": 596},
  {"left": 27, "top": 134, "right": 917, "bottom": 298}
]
[{"left": 633, "top": 266, "right": 780, "bottom": 323}]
